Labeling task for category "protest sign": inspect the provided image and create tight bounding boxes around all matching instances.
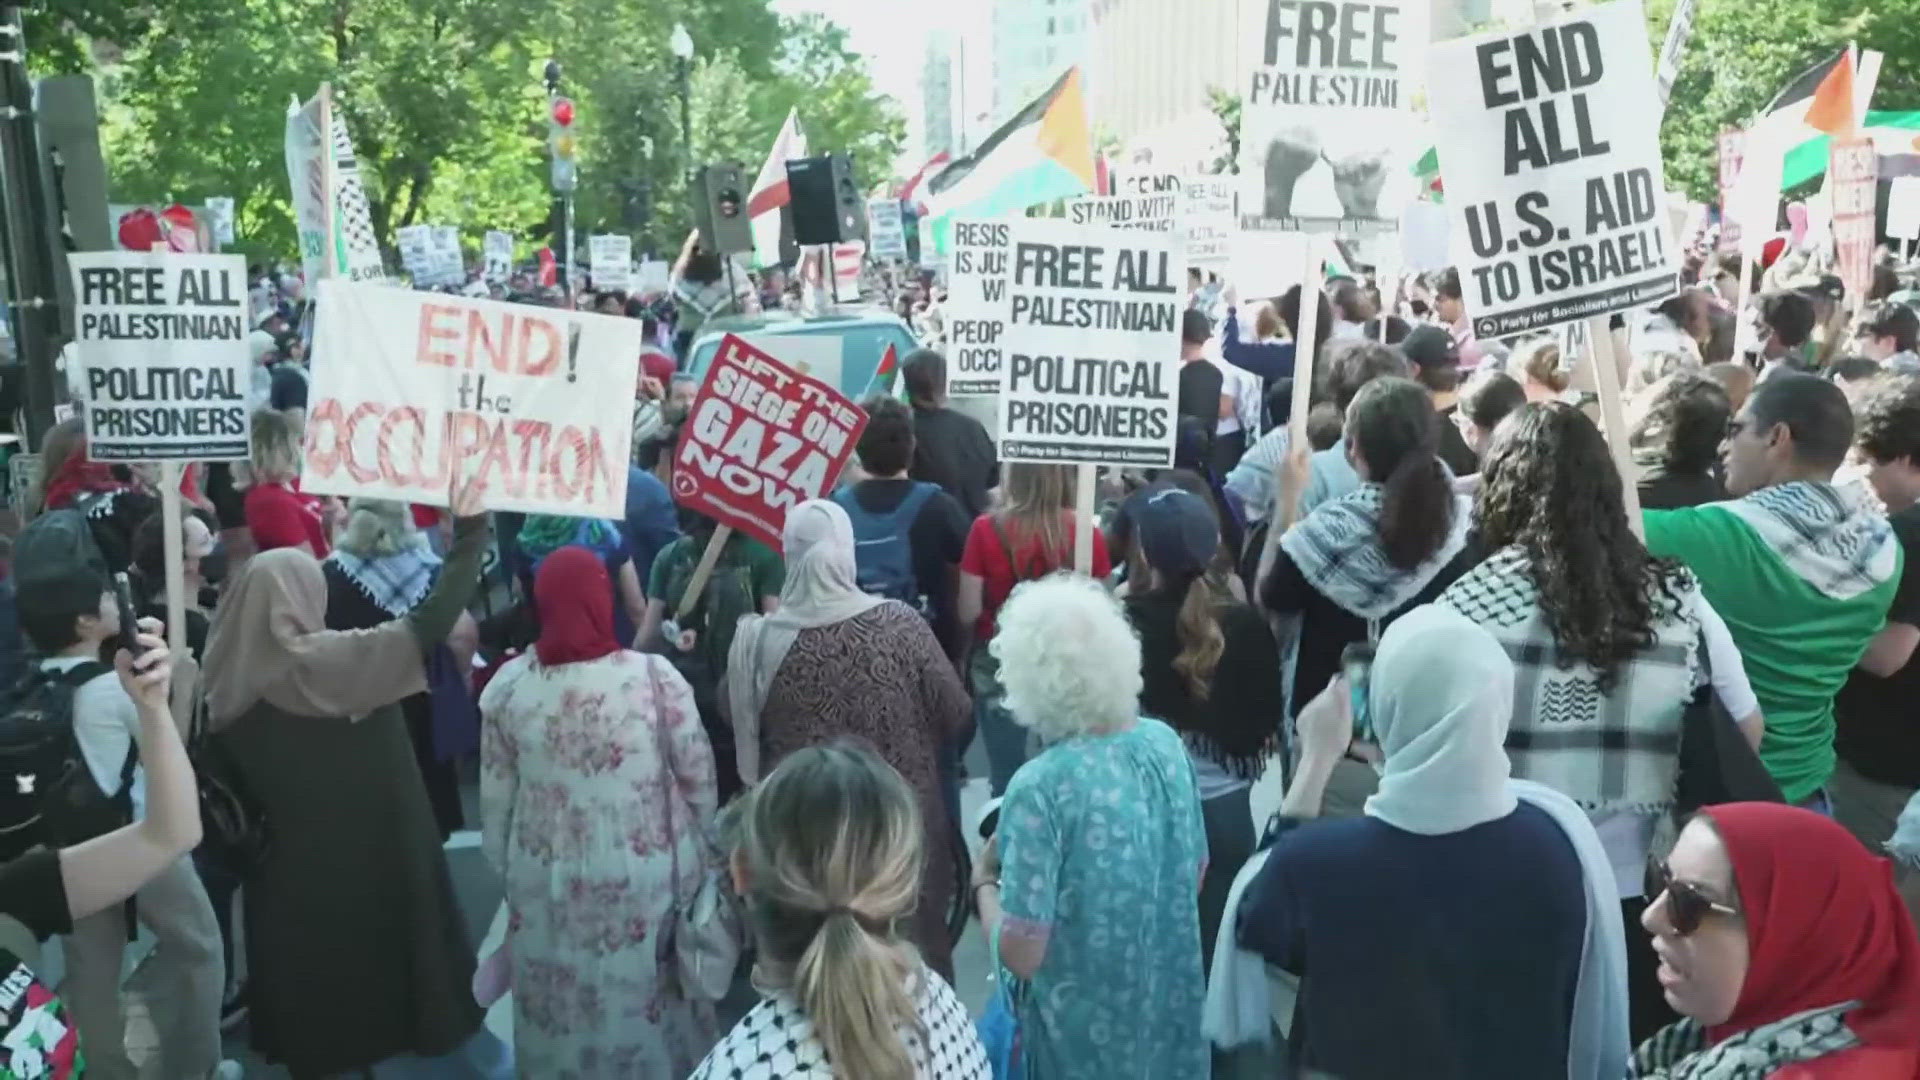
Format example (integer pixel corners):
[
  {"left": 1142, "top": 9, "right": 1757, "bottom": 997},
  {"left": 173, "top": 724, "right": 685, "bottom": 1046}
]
[
  {"left": 1238, "top": 0, "right": 1421, "bottom": 233},
  {"left": 1425, "top": 0, "right": 1679, "bottom": 337},
  {"left": 302, "top": 281, "right": 641, "bottom": 517},
  {"left": 1066, "top": 190, "right": 1179, "bottom": 232},
  {"left": 69, "top": 252, "right": 251, "bottom": 462},
  {"left": 589, "top": 234, "right": 632, "bottom": 291},
  {"left": 396, "top": 225, "right": 432, "bottom": 281},
  {"left": 635, "top": 259, "right": 672, "bottom": 295},
  {"left": 1888, "top": 177, "right": 1920, "bottom": 242},
  {"left": 1228, "top": 230, "right": 1311, "bottom": 300},
  {"left": 670, "top": 333, "right": 867, "bottom": 552},
  {"left": 205, "top": 197, "right": 235, "bottom": 247},
  {"left": 1182, "top": 178, "right": 1236, "bottom": 268},
  {"left": 285, "top": 85, "right": 385, "bottom": 284},
  {"left": 431, "top": 227, "right": 464, "bottom": 285},
  {"left": 996, "top": 218, "right": 1182, "bottom": 467},
  {"left": 918, "top": 215, "right": 944, "bottom": 272},
  {"left": 945, "top": 219, "right": 1011, "bottom": 397},
  {"left": 398, "top": 225, "right": 463, "bottom": 288},
  {"left": 1654, "top": 0, "right": 1696, "bottom": 111},
  {"left": 1716, "top": 130, "right": 1745, "bottom": 253},
  {"left": 483, "top": 231, "right": 513, "bottom": 284},
  {"left": 1829, "top": 136, "right": 1877, "bottom": 303},
  {"left": 832, "top": 241, "right": 865, "bottom": 303},
  {"left": 868, "top": 199, "right": 909, "bottom": 261}
]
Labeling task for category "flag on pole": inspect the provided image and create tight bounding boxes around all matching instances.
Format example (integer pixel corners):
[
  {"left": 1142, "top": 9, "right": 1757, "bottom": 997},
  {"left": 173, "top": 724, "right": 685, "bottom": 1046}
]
[
  {"left": 900, "top": 151, "right": 952, "bottom": 210},
  {"left": 921, "top": 68, "right": 1097, "bottom": 256},
  {"left": 863, "top": 344, "right": 899, "bottom": 399},
  {"left": 749, "top": 109, "right": 808, "bottom": 269},
  {"left": 1802, "top": 50, "right": 1858, "bottom": 136}
]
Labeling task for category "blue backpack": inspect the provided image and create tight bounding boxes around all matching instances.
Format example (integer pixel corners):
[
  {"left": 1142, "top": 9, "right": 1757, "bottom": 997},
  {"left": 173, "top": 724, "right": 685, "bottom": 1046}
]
[{"left": 833, "top": 482, "right": 939, "bottom": 612}]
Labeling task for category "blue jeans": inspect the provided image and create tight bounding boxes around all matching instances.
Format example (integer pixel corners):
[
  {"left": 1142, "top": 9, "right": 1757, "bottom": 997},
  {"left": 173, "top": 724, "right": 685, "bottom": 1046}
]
[
  {"left": 351, "top": 1027, "right": 514, "bottom": 1079},
  {"left": 1796, "top": 787, "right": 1833, "bottom": 817},
  {"left": 969, "top": 650, "right": 1029, "bottom": 796}
]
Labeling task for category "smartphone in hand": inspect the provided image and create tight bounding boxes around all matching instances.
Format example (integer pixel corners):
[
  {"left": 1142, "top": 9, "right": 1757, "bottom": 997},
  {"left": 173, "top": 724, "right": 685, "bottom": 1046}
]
[{"left": 111, "top": 572, "right": 147, "bottom": 661}]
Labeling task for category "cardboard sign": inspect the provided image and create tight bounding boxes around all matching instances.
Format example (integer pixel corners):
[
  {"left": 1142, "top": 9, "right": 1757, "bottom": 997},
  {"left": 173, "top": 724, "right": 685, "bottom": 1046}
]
[
  {"left": 946, "top": 219, "right": 1010, "bottom": 397},
  {"left": 483, "top": 231, "right": 513, "bottom": 284},
  {"left": 1183, "top": 178, "right": 1237, "bottom": 268},
  {"left": 670, "top": 334, "right": 867, "bottom": 551},
  {"left": 302, "top": 281, "right": 641, "bottom": 516},
  {"left": 1888, "top": 176, "right": 1920, "bottom": 241},
  {"left": 1066, "top": 191, "right": 1180, "bottom": 232},
  {"left": 1426, "top": 0, "right": 1679, "bottom": 337},
  {"left": 1829, "top": 136, "right": 1878, "bottom": 302},
  {"left": 69, "top": 252, "right": 251, "bottom": 462},
  {"left": 1716, "top": 130, "right": 1745, "bottom": 253},
  {"left": 284, "top": 88, "right": 384, "bottom": 284},
  {"left": 589, "top": 234, "right": 632, "bottom": 291},
  {"left": 1238, "top": 0, "right": 1421, "bottom": 234},
  {"left": 996, "top": 218, "right": 1183, "bottom": 467},
  {"left": 867, "top": 199, "right": 909, "bottom": 261}
]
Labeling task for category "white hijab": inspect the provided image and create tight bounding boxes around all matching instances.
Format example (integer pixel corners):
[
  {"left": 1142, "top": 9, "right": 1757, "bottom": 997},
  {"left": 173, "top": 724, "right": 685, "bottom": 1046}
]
[
  {"left": 1363, "top": 604, "right": 1518, "bottom": 834},
  {"left": 726, "top": 499, "right": 883, "bottom": 781}
]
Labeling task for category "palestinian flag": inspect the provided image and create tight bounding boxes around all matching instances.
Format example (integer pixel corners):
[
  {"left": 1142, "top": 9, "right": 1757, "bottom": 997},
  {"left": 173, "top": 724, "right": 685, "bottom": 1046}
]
[
  {"left": 863, "top": 344, "right": 899, "bottom": 399},
  {"left": 1781, "top": 110, "right": 1920, "bottom": 188},
  {"left": 921, "top": 68, "right": 1096, "bottom": 254}
]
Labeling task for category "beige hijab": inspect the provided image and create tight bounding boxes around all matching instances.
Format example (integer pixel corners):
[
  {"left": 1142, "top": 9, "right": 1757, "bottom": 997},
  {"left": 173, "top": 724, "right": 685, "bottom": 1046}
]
[{"left": 202, "top": 547, "right": 425, "bottom": 728}]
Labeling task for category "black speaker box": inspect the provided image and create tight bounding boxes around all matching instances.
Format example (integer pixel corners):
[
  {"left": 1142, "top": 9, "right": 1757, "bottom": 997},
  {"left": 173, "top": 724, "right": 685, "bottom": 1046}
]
[
  {"left": 786, "top": 154, "right": 864, "bottom": 246},
  {"left": 690, "top": 163, "right": 752, "bottom": 255}
]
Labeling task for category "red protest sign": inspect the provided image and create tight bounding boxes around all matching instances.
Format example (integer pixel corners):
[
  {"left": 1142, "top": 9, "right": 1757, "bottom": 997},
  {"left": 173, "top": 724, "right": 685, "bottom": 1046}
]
[
  {"left": 1829, "top": 136, "right": 1877, "bottom": 305},
  {"left": 671, "top": 334, "right": 867, "bottom": 551},
  {"left": 1716, "top": 130, "right": 1744, "bottom": 254}
]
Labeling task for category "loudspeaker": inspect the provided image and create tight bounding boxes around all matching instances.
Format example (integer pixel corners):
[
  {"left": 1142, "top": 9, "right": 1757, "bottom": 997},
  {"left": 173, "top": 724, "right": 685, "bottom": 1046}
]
[
  {"left": 786, "top": 154, "right": 864, "bottom": 246},
  {"left": 690, "top": 163, "right": 752, "bottom": 255}
]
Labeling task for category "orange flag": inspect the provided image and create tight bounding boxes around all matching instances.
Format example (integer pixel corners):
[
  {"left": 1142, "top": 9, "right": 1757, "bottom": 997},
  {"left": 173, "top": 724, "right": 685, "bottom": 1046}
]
[{"left": 1803, "top": 50, "right": 1857, "bottom": 136}]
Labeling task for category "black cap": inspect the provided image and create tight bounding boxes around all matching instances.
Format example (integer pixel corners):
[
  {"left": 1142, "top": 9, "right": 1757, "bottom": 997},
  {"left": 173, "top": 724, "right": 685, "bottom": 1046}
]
[
  {"left": 1400, "top": 324, "right": 1459, "bottom": 371},
  {"left": 1132, "top": 487, "right": 1218, "bottom": 577}
]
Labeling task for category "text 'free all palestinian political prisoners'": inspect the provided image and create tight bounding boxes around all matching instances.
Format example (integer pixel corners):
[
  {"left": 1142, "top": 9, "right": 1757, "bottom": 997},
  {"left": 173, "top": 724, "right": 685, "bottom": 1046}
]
[
  {"left": 70, "top": 253, "right": 254, "bottom": 461},
  {"left": 1425, "top": 0, "right": 1679, "bottom": 336}
]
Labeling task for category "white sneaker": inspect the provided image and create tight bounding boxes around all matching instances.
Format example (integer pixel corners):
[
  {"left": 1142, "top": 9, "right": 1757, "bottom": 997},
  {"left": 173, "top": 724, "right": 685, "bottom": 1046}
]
[{"left": 210, "top": 1061, "right": 244, "bottom": 1080}]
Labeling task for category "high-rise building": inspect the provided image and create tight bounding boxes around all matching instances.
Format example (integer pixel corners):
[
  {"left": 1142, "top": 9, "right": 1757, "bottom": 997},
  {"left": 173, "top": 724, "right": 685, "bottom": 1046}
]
[
  {"left": 990, "top": 0, "right": 1091, "bottom": 123},
  {"left": 920, "top": 38, "right": 956, "bottom": 159}
]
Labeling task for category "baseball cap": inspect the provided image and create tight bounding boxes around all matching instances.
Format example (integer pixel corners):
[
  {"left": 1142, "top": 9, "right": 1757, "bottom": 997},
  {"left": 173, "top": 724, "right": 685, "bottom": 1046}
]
[
  {"left": 1399, "top": 324, "right": 1460, "bottom": 372},
  {"left": 1131, "top": 487, "right": 1218, "bottom": 578}
]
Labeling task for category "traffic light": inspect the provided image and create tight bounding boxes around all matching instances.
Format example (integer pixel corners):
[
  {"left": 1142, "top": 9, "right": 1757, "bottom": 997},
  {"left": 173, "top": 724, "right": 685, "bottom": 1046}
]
[{"left": 549, "top": 95, "right": 578, "bottom": 192}]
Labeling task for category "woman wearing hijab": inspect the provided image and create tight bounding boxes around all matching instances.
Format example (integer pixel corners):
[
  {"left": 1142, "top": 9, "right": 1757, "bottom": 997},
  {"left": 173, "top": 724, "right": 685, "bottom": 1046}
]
[
  {"left": 324, "top": 499, "right": 471, "bottom": 840},
  {"left": 1634, "top": 803, "right": 1920, "bottom": 1078},
  {"left": 1121, "top": 487, "right": 1283, "bottom": 970},
  {"left": 479, "top": 547, "right": 720, "bottom": 1077},
  {"left": 202, "top": 480, "right": 511, "bottom": 1079},
  {"left": 512, "top": 512, "right": 647, "bottom": 646},
  {"left": 1214, "top": 605, "right": 1628, "bottom": 1080},
  {"left": 727, "top": 499, "right": 971, "bottom": 979}
]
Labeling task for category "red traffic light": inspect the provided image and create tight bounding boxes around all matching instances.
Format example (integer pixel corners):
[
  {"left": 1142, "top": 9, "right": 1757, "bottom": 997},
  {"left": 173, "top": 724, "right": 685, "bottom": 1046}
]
[{"left": 551, "top": 97, "right": 575, "bottom": 127}]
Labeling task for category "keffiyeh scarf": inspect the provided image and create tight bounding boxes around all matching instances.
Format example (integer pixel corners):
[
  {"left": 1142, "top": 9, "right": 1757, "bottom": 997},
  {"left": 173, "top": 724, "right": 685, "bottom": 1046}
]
[
  {"left": 1278, "top": 483, "right": 1472, "bottom": 619},
  {"left": 1718, "top": 481, "right": 1897, "bottom": 601},
  {"left": 326, "top": 542, "right": 442, "bottom": 617},
  {"left": 1630, "top": 1004, "right": 1859, "bottom": 1079}
]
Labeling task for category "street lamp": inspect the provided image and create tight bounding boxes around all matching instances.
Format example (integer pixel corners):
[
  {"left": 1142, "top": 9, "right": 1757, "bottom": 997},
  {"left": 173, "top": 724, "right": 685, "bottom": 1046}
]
[{"left": 670, "top": 24, "right": 693, "bottom": 166}]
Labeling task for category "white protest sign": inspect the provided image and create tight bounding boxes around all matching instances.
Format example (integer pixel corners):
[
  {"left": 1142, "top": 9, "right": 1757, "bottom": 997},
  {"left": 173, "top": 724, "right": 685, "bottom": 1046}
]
[
  {"left": 918, "top": 215, "right": 945, "bottom": 271},
  {"left": 832, "top": 241, "right": 865, "bottom": 304},
  {"left": 1227, "top": 230, "right": 1310, "bottom": 299},
  {"left": 204, "top": 197, "right": 236, "bottom": 246},
  {"left": 302, "top": 281, "right": 641, "bottom": 516},
  {"left": 396, "top": 224, "right": 433, "bottom": 282},
  {"left": 1400, "top": 199, "right": 1451, "bottom": 272},
  {"left": 483, "top": 230, "right": 514, "bottom": 284},
  {"left": 997, "top": 218, "right": 1183, "bottom": 466},
  {"left": 69, "top": 252, "right": 251, "bottom": 462},
  {"left": 589, "top": 234, "right": 633, "bottom": 291},
  {"left": 285, "top": 86, "right": 385, "bottom": 284},
  {"left": 1183, "top": 178, "right": 1237, "bottom": 268},
  {"left": 945, "top": 219, "right": 1011, "bottom": 397},
  {"left": 635, "top": 259, "right": 672, "bottom": 295},
  {"left": 1654, "top": 0, "right": 1696, "bottom": 111},
  {"left": 1066, "top": 190, "right": 1180, "bottom": 232},
  {"left": 1888, "top": 177, "right": 1920, "bottom": 241},
  {"left": 867, "top": 199, "right": 909, "bottom": 261},
  {"left": 1238, "top": 0, "right": 1422, "bottom": 233},
  {"left": 1426, "top": 0, "right": 1679, "bottom": 337},
  {"left": 430, "top": 226, "right": 464, "bottom": 286}
]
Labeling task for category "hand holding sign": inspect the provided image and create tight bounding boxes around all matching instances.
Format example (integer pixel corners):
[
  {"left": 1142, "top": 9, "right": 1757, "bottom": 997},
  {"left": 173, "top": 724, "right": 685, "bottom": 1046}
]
[{"left": 450, "top": 471, "right": 488, "bottom": 520}]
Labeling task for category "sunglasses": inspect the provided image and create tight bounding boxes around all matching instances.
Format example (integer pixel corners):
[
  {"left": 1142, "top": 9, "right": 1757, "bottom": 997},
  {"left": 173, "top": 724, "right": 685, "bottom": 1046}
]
[{"left": 1646, "top": 860, "right": 1740, "bottom": 936}]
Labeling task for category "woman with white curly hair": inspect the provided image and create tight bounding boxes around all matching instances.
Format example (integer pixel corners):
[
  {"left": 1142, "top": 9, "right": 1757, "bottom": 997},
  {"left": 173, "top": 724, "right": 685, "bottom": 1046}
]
[{"left": 971, "top": 574, "right": 1209, "bottom": 1078}]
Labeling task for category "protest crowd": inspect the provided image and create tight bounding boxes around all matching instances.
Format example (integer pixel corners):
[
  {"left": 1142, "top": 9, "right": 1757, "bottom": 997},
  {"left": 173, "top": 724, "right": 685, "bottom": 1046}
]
[{"left": 10, "top": 4, "right": 1920, "bottom": 1080}]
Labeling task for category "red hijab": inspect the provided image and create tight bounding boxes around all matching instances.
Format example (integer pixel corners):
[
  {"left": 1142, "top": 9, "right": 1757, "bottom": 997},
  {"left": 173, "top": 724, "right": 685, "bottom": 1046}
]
[
  {"left": 533, "top": 546, "right": 620, "bottom": 667},
  {"left": 42, "top": 437, "right": 132, "bottom": 511},
  {"left": 1702, "top": 803, "right": 1920, "bottom": 1052}
]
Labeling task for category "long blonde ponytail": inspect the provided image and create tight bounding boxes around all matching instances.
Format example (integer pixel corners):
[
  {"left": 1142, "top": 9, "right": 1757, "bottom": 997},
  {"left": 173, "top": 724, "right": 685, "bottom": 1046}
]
[{"left": 739, "top": 744, "right": 926, "bottom": 1080}]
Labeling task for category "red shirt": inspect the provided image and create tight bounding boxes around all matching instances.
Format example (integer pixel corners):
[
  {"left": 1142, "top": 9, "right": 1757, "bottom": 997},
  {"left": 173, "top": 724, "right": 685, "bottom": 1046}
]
[
  {"left": 958, "top": 512, "right": 1111, "bottom": 639},
  {"left": 245, "top": 480, "right": 330, "bottom": 557}
]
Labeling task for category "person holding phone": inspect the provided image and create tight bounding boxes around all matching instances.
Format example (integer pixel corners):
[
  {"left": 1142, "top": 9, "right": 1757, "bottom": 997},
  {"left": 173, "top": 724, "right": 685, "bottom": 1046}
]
[
  {"left": 200, "top": 476, "right": 510, "bottom": 1079},
  {"left": 16, "top": 569, "right": 235, "bottom": 1079}
]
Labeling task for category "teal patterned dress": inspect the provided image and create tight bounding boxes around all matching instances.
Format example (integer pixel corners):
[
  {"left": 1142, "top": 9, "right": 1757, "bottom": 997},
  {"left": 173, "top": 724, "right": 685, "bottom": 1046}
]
[{"left": 995, "top": 717, "right": 1210, "bottom": 1079}]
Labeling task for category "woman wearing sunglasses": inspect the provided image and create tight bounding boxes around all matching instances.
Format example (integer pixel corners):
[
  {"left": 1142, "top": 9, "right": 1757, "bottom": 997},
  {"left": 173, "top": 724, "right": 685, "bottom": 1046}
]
[{"left": 1634, "top": 803, "right": 1920, "bottom": 1078}]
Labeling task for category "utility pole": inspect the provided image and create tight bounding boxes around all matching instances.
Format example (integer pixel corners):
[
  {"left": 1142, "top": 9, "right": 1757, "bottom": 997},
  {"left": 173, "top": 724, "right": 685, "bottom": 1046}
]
[{"left": 0, "top": 8, "right": 63, "bottom": 447}]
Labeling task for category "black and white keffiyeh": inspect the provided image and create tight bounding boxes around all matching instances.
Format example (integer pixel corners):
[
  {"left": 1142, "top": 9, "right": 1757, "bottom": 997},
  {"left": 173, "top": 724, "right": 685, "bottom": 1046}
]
[
  {"left": 1629, "top": 1004, "right": 1860, "bottom": 1080},
  {"left": 325, "top": 542, "right": 442, "bottom": 617},
  {"left": 1279, "top": 483, "right": 1472, "bottom": 620},
  {"left": 1717, "top": 481, "right": 1897, "bottom": 601}
]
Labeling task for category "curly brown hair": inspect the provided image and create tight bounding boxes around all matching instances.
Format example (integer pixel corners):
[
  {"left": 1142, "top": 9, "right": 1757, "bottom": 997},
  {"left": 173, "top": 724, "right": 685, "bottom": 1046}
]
[{"left": 1475, "top": 402, "right": 1689, "bottom": 691}]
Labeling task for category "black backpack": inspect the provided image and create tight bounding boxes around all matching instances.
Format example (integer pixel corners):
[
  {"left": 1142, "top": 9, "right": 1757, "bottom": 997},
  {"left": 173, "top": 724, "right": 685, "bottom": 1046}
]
[{"left": 0, "top": 663, "right": 135, "bottom": 863}]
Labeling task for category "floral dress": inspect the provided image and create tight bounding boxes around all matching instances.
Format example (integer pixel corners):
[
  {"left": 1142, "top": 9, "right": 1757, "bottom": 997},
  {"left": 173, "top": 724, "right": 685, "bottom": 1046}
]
[
  {"left": 996, "top": 717, "right": 1210, "bottom": 1079},
  {"left": 480, "top": 650, "right": 720, "bottom": 1078}
]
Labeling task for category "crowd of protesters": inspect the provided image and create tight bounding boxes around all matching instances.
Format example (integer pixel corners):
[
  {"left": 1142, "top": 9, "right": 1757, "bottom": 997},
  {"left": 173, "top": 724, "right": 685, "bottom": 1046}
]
[{"left": 1, "top": 221, "right": 1919, "bottom": 1080}]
